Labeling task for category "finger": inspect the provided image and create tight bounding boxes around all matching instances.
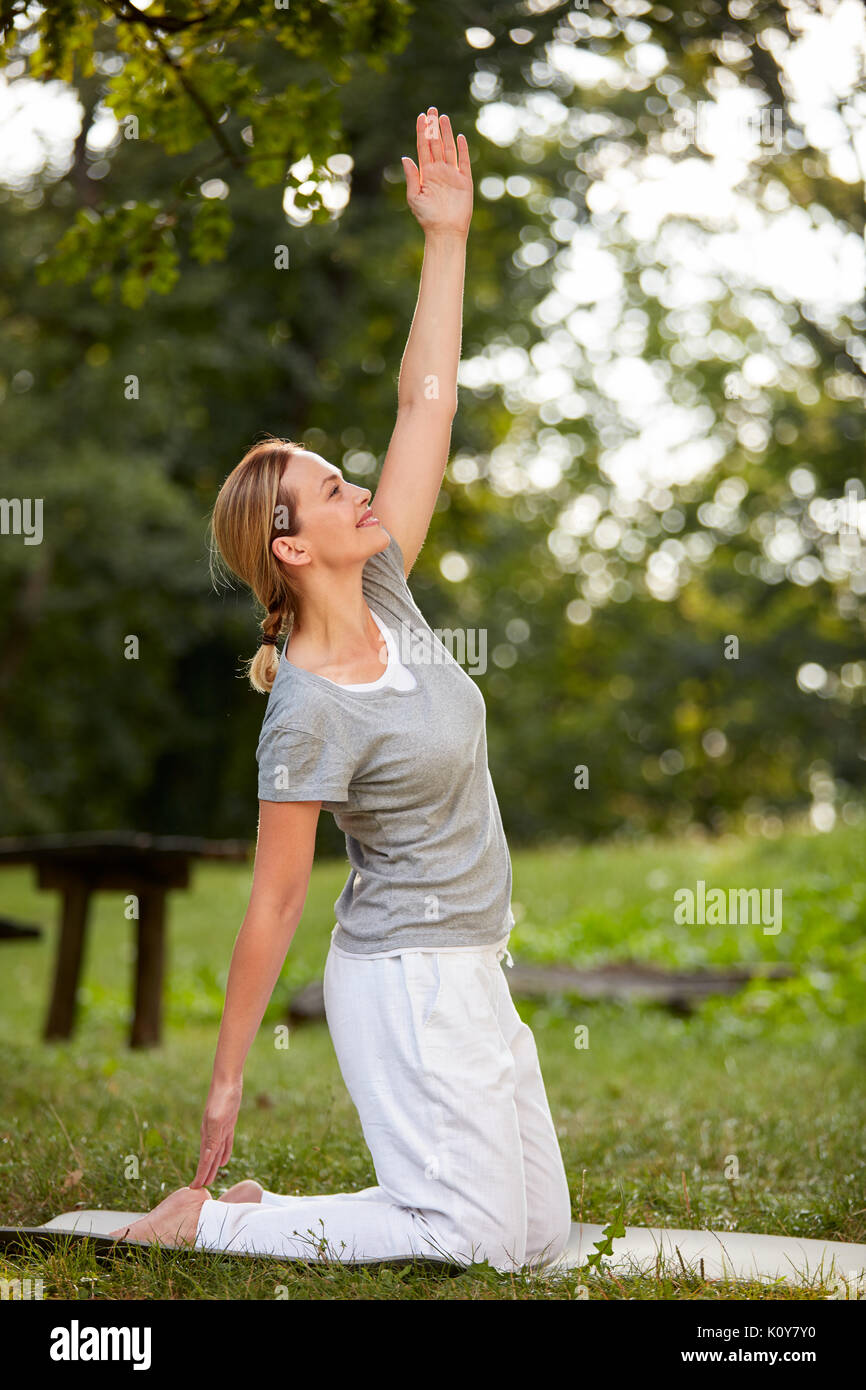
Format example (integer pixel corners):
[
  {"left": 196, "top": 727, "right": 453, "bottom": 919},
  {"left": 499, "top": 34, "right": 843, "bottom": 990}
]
[
  {"left": 416, "top": 111, "right": 431, "bottom": 170},
  {"left": 189, "top": 1162, "right": 208, "bottom": 1190},
  {"left": 439, "top": 112, "right": 458, "bottom": 166},
  {"left": 401, "top": 156, "right": 421, "bottom": 199},
  {"left": 197, "top": 1140, "right": 220, "bottom": 1188},
  {"left": 191, "top": 1147, "right": 212, "bottom": 1189},
  {"left": 456, "top": 132, "right": 471, "bottom": 177},
  {"left": 425, "top": 106, "right": 445, "bottom": 162}
]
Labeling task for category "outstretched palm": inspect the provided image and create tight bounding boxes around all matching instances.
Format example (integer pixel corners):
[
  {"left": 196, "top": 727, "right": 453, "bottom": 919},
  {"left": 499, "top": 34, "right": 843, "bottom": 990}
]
[{"left": 402, "top": 107, "right": 473, "bottom": 238}]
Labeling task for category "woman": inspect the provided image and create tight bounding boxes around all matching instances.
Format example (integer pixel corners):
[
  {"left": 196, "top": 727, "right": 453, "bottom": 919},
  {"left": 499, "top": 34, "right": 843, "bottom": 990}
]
[{"left": 109, "top": 108, "right": 572, "bottom": 1273}]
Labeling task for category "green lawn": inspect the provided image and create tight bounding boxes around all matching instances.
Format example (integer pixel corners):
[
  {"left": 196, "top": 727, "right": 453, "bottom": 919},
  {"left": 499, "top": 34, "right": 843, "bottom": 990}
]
[{"left": 0, "top": 822, "right": 863, "bottom": 1300}]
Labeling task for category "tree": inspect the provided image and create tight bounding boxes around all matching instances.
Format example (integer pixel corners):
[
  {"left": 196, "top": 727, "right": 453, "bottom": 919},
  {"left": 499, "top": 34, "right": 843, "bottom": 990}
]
[{"left": 0, "top": 0, "right": 863, "bottom": 843}]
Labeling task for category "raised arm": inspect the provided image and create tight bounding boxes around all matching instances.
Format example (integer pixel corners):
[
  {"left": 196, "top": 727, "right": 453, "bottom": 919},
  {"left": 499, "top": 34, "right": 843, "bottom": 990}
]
[{"left": 370, "top": 107, "right": 473, "bottom": 577}]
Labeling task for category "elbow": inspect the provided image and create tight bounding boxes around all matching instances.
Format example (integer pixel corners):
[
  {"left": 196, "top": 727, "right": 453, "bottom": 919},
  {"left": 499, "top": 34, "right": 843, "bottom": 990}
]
[
  {"left": 244, "top": 892, "right": 306, "bottom": 938},
  {"left": 276, "top": 893, "right": 307, "bottom": 929},
  {"left": 396, "top": 392, "right": 459, "bottom": 419}
]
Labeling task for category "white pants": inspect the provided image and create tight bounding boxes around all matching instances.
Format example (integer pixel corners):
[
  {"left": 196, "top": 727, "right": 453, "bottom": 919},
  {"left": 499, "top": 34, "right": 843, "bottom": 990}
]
[{"left": 195, "top": 932, "right": 572, "bottom": 1272}]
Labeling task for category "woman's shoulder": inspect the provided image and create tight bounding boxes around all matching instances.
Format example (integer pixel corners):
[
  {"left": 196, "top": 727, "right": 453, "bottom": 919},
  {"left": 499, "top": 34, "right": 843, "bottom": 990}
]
[{"left": 261, "top": 658, "right": 324, "bottom": 733}]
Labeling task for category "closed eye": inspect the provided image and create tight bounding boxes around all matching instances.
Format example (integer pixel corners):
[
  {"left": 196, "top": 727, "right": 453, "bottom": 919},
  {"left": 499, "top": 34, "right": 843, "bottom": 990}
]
[{"left": 329, "top": 483, "right": 341, "bottom": 497}]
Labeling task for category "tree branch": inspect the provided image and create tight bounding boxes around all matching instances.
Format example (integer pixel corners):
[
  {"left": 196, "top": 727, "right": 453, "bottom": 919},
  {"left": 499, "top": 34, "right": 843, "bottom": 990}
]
[{"left": 102, "top": 0, "right": 245, "bottom": 170}]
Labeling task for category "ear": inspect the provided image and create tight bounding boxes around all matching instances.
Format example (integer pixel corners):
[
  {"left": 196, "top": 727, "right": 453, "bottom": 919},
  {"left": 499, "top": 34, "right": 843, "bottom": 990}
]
[{"left": 272, "top": 535, "right": 310, "bottom": 567}]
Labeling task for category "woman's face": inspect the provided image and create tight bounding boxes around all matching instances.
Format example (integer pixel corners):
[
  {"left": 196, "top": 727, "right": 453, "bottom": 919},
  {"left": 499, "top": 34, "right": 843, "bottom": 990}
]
[{"left": 271, "top": 450, "right": 389, "bottom": 572}]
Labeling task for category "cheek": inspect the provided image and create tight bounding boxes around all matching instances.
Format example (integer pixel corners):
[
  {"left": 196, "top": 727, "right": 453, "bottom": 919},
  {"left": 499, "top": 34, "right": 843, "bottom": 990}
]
[
  {"left": 319, "top": 502, "right": 358, "bottom": 546},
  {"left": 316, "top": 501, "right": 349, "bottom": 531}
]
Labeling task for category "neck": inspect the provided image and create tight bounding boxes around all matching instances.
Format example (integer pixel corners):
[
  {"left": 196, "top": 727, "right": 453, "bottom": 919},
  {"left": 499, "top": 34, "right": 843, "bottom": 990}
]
[{"left": 289, "top": 565, "right": 380, "bottom": 661}]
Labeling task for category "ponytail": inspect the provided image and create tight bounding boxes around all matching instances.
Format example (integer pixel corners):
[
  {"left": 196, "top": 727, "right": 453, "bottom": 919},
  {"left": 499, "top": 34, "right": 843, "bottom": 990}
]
[{"left": 209, "top": 435, "right": 303, "bottom": 694}]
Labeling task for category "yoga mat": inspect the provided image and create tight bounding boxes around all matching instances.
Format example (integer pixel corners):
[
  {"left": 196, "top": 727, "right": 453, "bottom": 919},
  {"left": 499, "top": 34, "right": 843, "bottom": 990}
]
[
  {"left": 0, "top": 1211, "right": 462, "bottom": 1270},
  {"left": 1, "top": 1211, "right": 864, "bottom": 1290},
  {"left": 553, "top": 1221, "right": 866, "bottom": 1292}
]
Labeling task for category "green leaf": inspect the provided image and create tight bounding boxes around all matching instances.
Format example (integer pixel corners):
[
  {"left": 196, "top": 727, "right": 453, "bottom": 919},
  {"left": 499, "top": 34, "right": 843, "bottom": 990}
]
[
  {"left": 190, "top": 199, "right": 234, "bottom": 265},
  {"left": 583, "top": 1190, "right": 627, "bottom": 1272}
]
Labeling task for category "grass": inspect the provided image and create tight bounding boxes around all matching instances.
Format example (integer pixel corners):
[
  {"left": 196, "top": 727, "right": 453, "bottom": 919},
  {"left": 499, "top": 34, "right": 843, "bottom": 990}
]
[{"left": 0, "top": 821, "right": 864, "bottom": 1301}]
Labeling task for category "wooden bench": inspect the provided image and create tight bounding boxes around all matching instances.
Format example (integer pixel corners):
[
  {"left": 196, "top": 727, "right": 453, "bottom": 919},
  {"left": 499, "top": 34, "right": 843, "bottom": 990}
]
[{"left": 0, "top": 833, "right": 250, "bottom": 1048}]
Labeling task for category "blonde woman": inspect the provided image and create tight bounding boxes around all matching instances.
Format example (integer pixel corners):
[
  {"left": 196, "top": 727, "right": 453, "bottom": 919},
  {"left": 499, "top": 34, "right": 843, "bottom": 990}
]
[{"left": 110, "top": 108, "right": 571, "bottom": 1272}]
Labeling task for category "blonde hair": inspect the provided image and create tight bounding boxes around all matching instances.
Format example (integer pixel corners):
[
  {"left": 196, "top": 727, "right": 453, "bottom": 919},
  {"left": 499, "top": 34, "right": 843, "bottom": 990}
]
[{"left": 209, "top": 434, "right": 304, "bottom": 693}]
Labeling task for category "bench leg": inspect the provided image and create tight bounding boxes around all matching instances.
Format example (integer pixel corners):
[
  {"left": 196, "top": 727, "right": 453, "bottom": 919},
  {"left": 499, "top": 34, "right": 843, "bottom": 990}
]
[
  {"left": 44, "top": 883, "right": 91, "bottom": 1041},
  {"left": 131, "top": 890, "right": 166, "bottom": 1048}
]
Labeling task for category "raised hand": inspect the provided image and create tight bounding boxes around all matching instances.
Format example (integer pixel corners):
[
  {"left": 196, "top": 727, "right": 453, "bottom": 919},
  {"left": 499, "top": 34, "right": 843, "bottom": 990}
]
[{"left": 402, "top": 107, "right": 473, "bottom": 239}]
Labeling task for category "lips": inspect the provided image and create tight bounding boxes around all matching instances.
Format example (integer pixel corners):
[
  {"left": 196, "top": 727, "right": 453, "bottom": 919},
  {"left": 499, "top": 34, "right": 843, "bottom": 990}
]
[{"left": 356, "top": 508, "right": 379, "bottom": 527}]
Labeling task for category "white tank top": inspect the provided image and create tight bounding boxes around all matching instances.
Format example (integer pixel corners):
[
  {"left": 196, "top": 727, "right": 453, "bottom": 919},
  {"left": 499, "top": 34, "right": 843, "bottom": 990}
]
[{"left": 334, "top": 609, "right": 417, "bottom": 692}]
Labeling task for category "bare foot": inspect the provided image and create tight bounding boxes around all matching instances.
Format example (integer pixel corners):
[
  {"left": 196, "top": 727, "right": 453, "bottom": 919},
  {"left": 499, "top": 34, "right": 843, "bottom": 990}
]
[
  {"left": 218, "top": 1180, "right": 265, "bottom": 1204},
  {"left": 107, "top": 1185, "right": 210, "bottom": 1246}
]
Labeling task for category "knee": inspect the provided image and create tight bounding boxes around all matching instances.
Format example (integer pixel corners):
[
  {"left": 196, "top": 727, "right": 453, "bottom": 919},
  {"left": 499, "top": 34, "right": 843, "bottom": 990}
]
[
  {"left": 437, "top": 1216, "right": 527, "bottom": 1272},
  {"left": 470, "top": 1213, "right": 570, "bottom": 1272},
  {"left": 525, "top": 1217, "right": 571, "bottom": 1268},
  {"left": 471, "top": 1224, "right": 527, "bottom": 1272},
  {"left": 525, "top": 1189, "right": 573, "bottom": 1268}
]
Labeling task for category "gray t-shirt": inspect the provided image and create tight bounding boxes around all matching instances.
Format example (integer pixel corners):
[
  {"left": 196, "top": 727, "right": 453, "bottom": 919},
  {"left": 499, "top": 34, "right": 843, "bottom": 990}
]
[{"left": 256, "top": 527, "right": 515, "bottom": 956}]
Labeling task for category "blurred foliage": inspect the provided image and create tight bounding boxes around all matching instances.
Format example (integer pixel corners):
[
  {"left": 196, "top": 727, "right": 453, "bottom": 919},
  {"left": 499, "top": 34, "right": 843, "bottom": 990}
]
[
  {"left": 0, "top": 0, "right": 864, "bottom": 848},
  {"left": 505, "top": 821, "right": 866, "bottom": 1035}
]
